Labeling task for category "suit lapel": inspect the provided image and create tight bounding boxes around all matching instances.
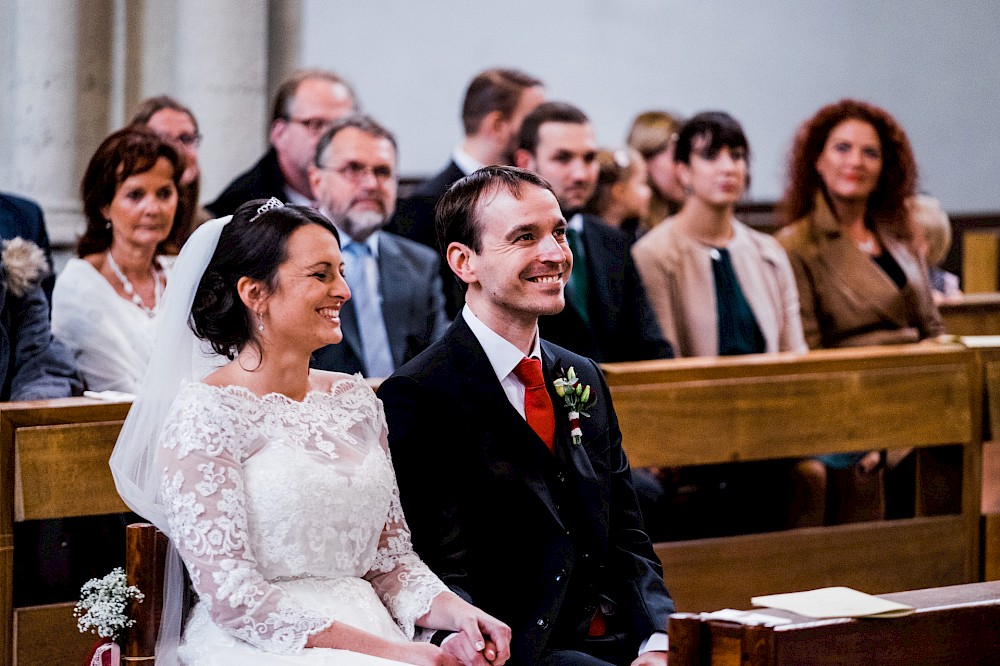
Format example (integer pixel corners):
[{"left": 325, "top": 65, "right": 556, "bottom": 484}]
[
  {"left": 821, "top": 232, "right": 909, "bottom": 327},
  {"left": 541, "top": 343, "right": 605, "bottom": 550},
  {"left": 376, "top": 235, "right": 411, "bottom": 367}
]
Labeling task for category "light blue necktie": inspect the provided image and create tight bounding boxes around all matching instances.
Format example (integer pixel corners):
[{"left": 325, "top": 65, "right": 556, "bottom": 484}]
[{"left": 343, "top": 242, "right": 394, "bottom": 378}]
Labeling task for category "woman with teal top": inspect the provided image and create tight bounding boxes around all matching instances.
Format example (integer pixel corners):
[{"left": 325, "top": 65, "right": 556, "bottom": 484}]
[
  {"left": 632, "top": 111, "right": 806, "bottom": 359},
  {"left": 631, "top": 112, "right": 806, "bottom": 539}
]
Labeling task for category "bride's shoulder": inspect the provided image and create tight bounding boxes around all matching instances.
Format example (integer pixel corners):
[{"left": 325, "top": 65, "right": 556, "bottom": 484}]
[{"left": 309, "top": 369, "right": 367, "bottom": 395}]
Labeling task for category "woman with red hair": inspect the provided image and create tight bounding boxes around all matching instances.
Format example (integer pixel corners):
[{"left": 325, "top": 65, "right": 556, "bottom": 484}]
[
  {"left": 779, "top": 99, "right": 943, "bottom": 349},
  {"left": 778, "top": 99, "right": 944, "bottom": 525}
]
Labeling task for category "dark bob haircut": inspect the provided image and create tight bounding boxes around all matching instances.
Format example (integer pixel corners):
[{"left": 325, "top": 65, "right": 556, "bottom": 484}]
[
  {"left": 673, "top": 111, "right": 750, "bottom": 166},
  {"left": 78, "top": 127, "right": 184, "bottom": 257},
  {"left": 191, "top": 201, "right": 340, "bottom": 359}
]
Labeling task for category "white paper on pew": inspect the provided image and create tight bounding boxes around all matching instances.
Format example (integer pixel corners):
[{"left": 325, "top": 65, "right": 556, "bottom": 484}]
[
  {"left": 751, "top": 586, "right": 915, "bottom": 619},
  {"left": 83, "top": 389, "right": 135, "bottom": 402},
  {"left": 699, "top": 608, "right": 792, "bottom": 626},
  {"left": 959, "top": 335, "right": 1000, "bottom": 348}
]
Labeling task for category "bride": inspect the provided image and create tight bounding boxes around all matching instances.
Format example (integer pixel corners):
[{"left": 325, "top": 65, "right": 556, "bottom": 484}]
[{"left": 110, "top": 199, "right": 510, "bottom": 665}]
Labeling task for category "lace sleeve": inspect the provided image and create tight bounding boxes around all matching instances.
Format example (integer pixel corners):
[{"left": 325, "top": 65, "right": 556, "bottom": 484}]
[
  {"left": 159, "top": 387, "right": 333, "bottom": 653},
  {"left": 365, "top": 398, "right": 448, "bottom": 639}
]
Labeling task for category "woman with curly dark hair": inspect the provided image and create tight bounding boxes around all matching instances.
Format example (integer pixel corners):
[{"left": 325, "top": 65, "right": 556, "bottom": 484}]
[
  {"left": 778, "top": 99, "right": 944, "bottom": 526},
  {"left": 779, "top": 99, "right": 943, "bottom": 349}
]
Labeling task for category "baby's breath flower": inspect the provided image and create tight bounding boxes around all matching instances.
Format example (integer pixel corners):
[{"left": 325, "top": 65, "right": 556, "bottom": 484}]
[{"left": 73, "top": 567, "right": 144, "bottom": 642}]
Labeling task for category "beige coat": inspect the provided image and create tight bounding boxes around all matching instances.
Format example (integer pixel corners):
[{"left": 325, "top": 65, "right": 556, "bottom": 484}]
[
  {"left": 777, "top": 194, "right": 945, "bottom": 349},
  {"left": 632, "top": 217, "right": 807, "bottom": 357}
]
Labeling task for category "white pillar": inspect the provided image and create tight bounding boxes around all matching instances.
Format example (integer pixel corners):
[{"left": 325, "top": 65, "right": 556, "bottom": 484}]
[
  {"left": 174, "top": 0, "right": 269, "bottom": 204},
  {"left": 0, "top": 0, "right": 115, "bottom": 247}
]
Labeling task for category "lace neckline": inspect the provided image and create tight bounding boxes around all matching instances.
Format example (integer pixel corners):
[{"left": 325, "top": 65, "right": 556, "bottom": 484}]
[{"left": 191, "top": 373, "right": 365, "bottom": 406}]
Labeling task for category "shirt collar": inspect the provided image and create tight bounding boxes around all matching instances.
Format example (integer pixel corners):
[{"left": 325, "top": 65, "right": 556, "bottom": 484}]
[
  {"left": 462, "top": 305, "right": 541, "bottom": 383},
  {"left": 283, "top": 186, "right": 313, "bottom": 207},
  {"left": 452, "top": 147, "right": 486, "bottom": 176},
  {"left": 568, "top": 212, "right": 585, "bottom": 232},
  {"left": 340, "top": 230, "right": 381, "bottom": 259}
]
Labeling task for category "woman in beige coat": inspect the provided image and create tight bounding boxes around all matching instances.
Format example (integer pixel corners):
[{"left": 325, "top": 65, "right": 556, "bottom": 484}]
[
  {"left": 631, "top": 112, "right": 806, "bottom": 540},
  {"left": 633, "top": 111, "right": 806, "bottom": 358},
  {"left": 778, "top": 99, "right": 944, "bottom": 526}
]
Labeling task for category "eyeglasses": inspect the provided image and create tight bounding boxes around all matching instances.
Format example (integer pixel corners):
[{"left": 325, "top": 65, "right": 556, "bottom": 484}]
[
  {"left": 286, "top": 116, "right": 335, "bottom": 135},
  {"left": 174, "top": 132, "right": 202, "bottom": 147},
  {"left": 317, "top": 161, "right": 395, "bottom": 185}
]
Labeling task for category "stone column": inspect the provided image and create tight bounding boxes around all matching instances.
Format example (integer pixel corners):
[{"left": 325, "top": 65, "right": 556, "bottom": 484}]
[
  {"left": 174, "top": 0, "right": 269, "bottom": 203},
  {"left": 0, "top": 0, "right": 115, "bottom": 248}
]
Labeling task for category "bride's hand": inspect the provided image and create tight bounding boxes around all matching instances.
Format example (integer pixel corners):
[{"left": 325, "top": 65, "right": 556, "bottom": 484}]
[
  {"left": 445, "top": 611, "right": 511, "bottom": 665},
  {"left": 393, "top": 642, "right": 462, "bottom": 666},
  {"left": 418, "top": 591, "right": 511, "bottom": 665}
]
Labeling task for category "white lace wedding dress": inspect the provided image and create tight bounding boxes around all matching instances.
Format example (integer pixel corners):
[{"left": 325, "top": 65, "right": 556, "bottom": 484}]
[{"left": 158, "top": 374, "right": 448, "bottom": 665}]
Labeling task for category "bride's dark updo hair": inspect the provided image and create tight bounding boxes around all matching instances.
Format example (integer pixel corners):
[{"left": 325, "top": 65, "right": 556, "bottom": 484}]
[{"left": 191, "top": 200, "right": 340, "bottom": 359}]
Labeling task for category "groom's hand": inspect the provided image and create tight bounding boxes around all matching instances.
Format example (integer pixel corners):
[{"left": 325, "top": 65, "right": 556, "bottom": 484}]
[{"left": 442, "top": 633, "right": 505, "bottom": 666}]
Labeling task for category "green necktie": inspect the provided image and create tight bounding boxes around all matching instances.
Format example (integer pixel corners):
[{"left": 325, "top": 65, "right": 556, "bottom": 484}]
[{"left": 566, "top": 227, "right": 590, "bottom": 325}]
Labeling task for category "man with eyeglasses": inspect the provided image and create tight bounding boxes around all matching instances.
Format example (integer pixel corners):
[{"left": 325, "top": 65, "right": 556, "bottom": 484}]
[
  {"left": 308, "top": 114, "right": 448, "bottom": 378},
  {"left": 206, "top": 69, "right": 356, "bottom": 218}
]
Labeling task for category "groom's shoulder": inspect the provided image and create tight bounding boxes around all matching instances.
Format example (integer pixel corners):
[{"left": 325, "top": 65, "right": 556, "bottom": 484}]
[
  {"left": 541, "top": 338, "right": 600, "bottom": 378},
  {"left": 384, "top": 320, "right": 467, "bottom": 385}
]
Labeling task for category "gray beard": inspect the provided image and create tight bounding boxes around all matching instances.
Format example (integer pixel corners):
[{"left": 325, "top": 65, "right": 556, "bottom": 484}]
[{"left": 339, "top": 209, "right": 386, "bottom": 243}]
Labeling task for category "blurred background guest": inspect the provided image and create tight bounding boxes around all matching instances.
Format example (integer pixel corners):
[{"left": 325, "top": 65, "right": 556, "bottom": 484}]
[
  {"left": 909, "top": 193, "right": 961, "bottom": 303},
  {"left": 778, "top": 99, "right": 944, "bottom": 526},
  {"left": 130, "top": 95, "right": 212, "bottom": 249},
  {"left": 631, "top": 112, "right": 805, "bottom": 540},
  {"left": 1, "top": 192, "right": 56, "bottom": 302},
  {"left": 52, "top": 128, "right": 182, "bottom": 393},
  {"left": 633, "top": 111, "right": 806, "bottom": 359},
  {"left": 627, "top": 110, "right": 686, "bottom": 233},
  {"left": 0, "top": 237, "right": 81, "bottom": 401},
  {"left": 583, "top": 147, "right": 651, "bottom": 245},
  {"left": 778, "top": 98, "right": 943, "bottom": 349}
]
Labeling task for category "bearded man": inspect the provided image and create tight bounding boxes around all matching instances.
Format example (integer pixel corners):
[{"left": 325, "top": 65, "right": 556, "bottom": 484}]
[{"left": 308, "top": 114, "right": 448, "bottom": 377}]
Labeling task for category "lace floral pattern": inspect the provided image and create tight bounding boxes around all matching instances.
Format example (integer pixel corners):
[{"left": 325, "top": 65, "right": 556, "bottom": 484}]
[{"left": 159, "top": 375, "right": 447, "bottom": 654}]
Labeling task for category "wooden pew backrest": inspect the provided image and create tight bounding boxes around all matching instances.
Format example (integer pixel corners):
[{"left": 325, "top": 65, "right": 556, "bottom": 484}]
[
  {"left": 603, "top": 344, "right": 983, "bottom": 612},
  {"left": 0, "top": 398, "right": 131, "bottom": 666}
]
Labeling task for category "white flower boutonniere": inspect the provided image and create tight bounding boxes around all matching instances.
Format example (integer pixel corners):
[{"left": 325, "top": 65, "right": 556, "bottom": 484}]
[{"left": 552, "top": 364, "right": 597, "bottom": 445}]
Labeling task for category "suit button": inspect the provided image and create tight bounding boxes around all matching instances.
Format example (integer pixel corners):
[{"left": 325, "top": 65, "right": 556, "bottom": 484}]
[
  {"left": 555, "top": 569, "right": 567, "bottom": 582},
  {"left": 557, "top": 472, "right": 566, "bottom": 483},
  {"left": 582, "top": 552, "right": 590, "bottom": 561},
  {"left": 536, "top": 618, "right": 549, "bottom": 629}
]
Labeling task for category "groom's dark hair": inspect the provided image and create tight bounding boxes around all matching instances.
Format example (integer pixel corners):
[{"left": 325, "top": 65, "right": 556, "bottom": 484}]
[{"left": 434, "top": 165, "right": 554, "bottom": 263}]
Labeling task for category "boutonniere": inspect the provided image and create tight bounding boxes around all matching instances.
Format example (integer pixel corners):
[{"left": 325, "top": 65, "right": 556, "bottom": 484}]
[{"left": 552, "top": 364, "right": 597, "bottom": 445}]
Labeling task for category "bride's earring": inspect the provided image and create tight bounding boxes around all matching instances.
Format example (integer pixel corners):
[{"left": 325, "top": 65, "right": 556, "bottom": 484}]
[{"left": 257, "top": 310, "right": 265, "bottom": 332}]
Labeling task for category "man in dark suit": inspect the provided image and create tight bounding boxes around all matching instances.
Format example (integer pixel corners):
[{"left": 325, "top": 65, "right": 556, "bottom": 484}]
[
  {"left": 379, "top": 167, "right": 672, "bottom": 666},
  {"left": 515, "top": 103, "right": 672, "bottom": 363},
  {"left": 387, "top": 68, "right": 544, "bottom": 318},
  {"left": 308, "top": 114, "right": 447, "bottom": 377},
  {"left": 0, "top": 192, "right": 55, "bottom": 301},
  {"left": 206, "top": 69, "right": 356, "bottom": 218}
]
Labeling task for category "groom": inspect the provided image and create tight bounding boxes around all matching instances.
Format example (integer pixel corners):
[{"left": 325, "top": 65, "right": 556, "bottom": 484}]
[{"left": 379, "top": 166, "right": 673, "bottom": 666}]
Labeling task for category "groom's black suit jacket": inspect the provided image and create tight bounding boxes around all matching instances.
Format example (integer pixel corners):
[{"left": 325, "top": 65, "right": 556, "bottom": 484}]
[{"left": 379, "top": 316, "right": 673, "bottom": 664}]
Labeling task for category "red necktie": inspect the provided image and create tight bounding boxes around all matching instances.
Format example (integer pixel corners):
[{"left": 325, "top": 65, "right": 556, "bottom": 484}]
[{"left": 513, "top": 357, "right": 556, "bottom": 452}]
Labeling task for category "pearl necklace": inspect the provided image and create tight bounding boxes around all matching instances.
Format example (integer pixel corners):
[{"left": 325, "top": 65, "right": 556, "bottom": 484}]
[{"left": 105, "top": 251, "right": 163, "bottom": 317}]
